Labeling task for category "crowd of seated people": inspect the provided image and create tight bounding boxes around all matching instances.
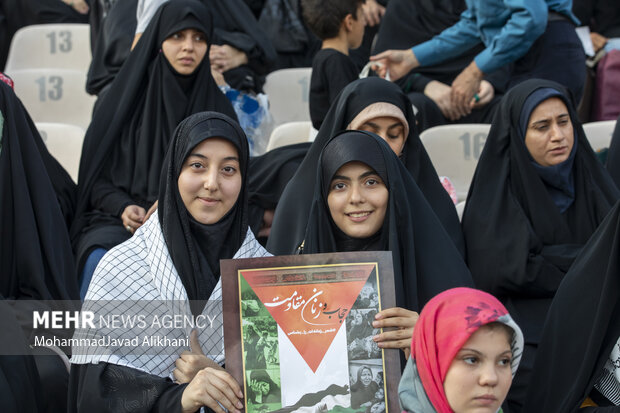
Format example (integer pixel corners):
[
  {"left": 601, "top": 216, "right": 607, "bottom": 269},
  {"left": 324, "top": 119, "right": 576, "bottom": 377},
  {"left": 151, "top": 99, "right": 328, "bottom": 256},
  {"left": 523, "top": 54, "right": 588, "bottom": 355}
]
[{"left": 1, "top": 0, "right": 620, "bottom": 412}]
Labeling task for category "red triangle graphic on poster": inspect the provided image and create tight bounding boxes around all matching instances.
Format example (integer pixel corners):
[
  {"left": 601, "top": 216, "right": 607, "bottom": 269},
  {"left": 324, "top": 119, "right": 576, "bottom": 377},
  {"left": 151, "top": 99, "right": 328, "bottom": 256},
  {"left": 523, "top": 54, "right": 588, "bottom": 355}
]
[{"left": 241, "top": 264, "right": 375, "bottom": 372}]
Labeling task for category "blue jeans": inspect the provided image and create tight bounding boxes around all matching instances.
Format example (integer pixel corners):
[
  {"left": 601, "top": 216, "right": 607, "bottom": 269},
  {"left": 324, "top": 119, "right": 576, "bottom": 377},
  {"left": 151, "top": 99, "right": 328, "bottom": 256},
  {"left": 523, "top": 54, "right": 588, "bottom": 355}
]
[{"left": 80, "top": 248, "right": 107, "bottom": 300}]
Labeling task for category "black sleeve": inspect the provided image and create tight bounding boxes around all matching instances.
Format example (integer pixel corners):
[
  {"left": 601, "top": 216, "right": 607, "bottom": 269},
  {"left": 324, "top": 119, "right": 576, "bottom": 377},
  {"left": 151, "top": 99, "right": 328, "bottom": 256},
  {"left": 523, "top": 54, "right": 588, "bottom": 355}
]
[
  {"left": 68, "top": 363, "right": 188, "bottom": 413},
  {"left": 402, "top": 72, "right": 434, "bottom": 93},
  {"left": 90, "top": 172, "right": 134, "bottom": 217}
]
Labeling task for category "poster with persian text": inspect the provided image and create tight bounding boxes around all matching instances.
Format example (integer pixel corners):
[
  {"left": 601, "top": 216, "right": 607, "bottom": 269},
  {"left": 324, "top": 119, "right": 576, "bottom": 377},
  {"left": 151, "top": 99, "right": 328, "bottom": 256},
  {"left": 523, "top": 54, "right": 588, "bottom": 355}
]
[{"left": 221, "top": 252, "right": 399, "bottom": 413}]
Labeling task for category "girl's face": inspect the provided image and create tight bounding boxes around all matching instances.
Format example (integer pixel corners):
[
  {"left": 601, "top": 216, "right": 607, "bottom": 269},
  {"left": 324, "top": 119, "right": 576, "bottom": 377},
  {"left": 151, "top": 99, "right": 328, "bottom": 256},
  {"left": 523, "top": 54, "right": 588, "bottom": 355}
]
[
  {"left": 178, "top": 137, "right": 242, "bottom": 224},
  {"left": 360, "top": 368, "right": 373, "bottom": 386},
  {"left": 443, "top": 325, "right": 513, "bottom": 413},
  {"left": 327, "top": 162, "right": 388, "bottom": 239},
  {"left": 356, "top": 116, "right": 406, "bottom": 156},
  {"left": 162, "top": 28, "right": 208, "bottom": 75},
  {"left": 524, "top": 97, "right": 574, "bottom": 167}
]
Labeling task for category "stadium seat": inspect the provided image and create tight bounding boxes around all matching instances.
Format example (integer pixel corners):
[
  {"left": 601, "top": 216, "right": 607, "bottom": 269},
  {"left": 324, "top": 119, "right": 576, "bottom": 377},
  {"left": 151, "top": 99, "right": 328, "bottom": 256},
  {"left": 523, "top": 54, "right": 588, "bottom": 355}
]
[
  {"left": 582, "top": 120, "right": 617, "bottom": 152},
  {"left": 263, "top": 68, "right": 311, "bottom": 126},
  {"left": 8, "top": 69, "right": 95, "bottom": 129},
  {"left": 5, "top": 24, "right": 91, "bottom": 72},
  {"left": 36, "top": 122, "right": 85, "bottom": 182},
  {"left": 266, "top": 121, "right": 314, "bottom": 152},
  {"left": 420, "top": 124, "right": 491, "bottom": 202}
]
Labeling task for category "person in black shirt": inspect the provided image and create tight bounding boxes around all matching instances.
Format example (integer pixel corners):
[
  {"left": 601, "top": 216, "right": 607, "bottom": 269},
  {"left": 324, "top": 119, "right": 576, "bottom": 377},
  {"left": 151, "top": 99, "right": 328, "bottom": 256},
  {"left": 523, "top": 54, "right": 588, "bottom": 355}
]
[{"left": 303, "top": 0, "right": 364, "bottom": 130}]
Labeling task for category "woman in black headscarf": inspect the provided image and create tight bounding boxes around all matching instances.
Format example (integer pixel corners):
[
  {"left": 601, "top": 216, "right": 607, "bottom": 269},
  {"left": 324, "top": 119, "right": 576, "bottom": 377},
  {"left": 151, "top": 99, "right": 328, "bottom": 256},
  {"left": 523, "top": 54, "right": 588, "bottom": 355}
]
[
  {"left": 372, "top": 0, "right": 508, "bottom": 132},
  {"left": 267, "top": 77, "right": 464, "bottom": 256},
  {"left": 71, "top": 0, "right": 237, "bottom": 294},
  {"left": 0, "top": 77, "right": 79, "bottom": 412},
  {"left": 69, "top": 111, "right": 270, "bottom": 412},
  {"left": 303, "top": 130, "right": 473, "bottom": 354},
  {"left": 462, "top": 79, "right": 619, "bottom": 411},
  {"left": 350, "top": 365, "right": 379, "bottom": 409},
  {"left": 523, "top": 200, "right": 620, "bottom": 411},
  {"left": 0, "top": 76, "right": 76, "bottom": 227},
  {"left": 133, "top": 0, "right": 277, "bottom": 93},
  {"left": 0, "top": 80, "right": 77, "bottom": 303}
]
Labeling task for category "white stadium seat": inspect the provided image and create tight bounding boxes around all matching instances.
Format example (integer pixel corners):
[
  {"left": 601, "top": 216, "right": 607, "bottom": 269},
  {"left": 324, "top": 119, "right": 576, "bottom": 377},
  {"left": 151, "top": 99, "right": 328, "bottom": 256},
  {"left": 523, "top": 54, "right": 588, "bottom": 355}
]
[
  {"left": 420, "top": 124, "right": 491, "bottom": 202},
  {"left": 7, "top": 69, "right": 95, "bottom": 129},
  {"left": 266, "top": 121, "right": 314, "bottom": 152},
  {"left": 36, "top": 122, "right": 85, "bottom": 182},
  {"left": 582, "top": 120, "right": 617, "bottom": 152},
  {"left": 264, "top": 68, "right": 312, "bottom": 126},
  {"left": 5, "top": 24, "right": 91, "bottom": 72}
]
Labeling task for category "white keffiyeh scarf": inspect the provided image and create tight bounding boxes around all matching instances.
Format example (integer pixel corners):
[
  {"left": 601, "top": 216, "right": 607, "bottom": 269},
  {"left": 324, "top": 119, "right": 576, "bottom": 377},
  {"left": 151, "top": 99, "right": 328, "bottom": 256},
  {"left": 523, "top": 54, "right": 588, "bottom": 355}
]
[
  {"left": 594, "top": 336, "right": 620, "bottom": 406},
  {"left": 71, "top": 211, "right": 270, "bottom": 378}
]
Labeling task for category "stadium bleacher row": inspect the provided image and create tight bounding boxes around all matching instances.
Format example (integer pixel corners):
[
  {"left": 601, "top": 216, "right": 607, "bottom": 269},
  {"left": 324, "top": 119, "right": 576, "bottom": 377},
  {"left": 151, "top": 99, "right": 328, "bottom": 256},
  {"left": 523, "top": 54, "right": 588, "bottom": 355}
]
[{"left": 5, "top": 23, "right": 617, "bottom": 197}]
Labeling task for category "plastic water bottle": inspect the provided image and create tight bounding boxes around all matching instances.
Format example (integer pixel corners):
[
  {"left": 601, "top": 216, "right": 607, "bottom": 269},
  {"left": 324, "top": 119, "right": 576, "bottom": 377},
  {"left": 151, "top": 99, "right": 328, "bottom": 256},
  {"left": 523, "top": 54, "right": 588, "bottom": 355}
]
[{"left": 221, "top": 85, "right": 272, "bottom": 155}]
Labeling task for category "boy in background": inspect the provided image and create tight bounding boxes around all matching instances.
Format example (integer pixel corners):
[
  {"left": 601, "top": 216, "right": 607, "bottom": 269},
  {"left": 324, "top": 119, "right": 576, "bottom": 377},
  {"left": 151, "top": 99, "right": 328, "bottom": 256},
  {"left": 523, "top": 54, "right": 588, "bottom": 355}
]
[{"left": 303, "top": 0, "right": 365, "bottom": 130}]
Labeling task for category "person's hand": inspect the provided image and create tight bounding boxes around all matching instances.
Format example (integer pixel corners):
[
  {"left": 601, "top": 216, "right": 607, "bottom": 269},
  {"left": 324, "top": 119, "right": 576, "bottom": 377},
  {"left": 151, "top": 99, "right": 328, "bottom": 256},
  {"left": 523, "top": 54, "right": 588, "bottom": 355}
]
[
  {"left": 370, "top": 49, "right": 419, "bottom": 81},
  {"left": 174, "top": 330, "right": 223, "bottom": 384},
  {"left": 144, "top": 200, "right": 158, "bottom": 222},
  {"left": 131, "top": 33, "right": 143, "bottom": 51},
  {"left": 181, "top": 366, "right": 244, "bottom": 413},
  {"left": 249, "top": 379, "right": 269, "bottom": 395},
  {"left": 210, "top": 45, "right": 249, "bottom": 73},
  {"left": 471, "top": 80, "right": 494, "bottom": 109},
  {"left": 121, "top": 205, "right": 146, "bottom": 234},
  {"left": 424, "top": 81, "right": 462, "bottom": 121},
  {"left": 61, "top": 0, "right": 89, "bottom": 14},
  {"left": 257, "top": 209, "right": 274, "bottom": 239},
  {"left": 211, "top": 69, "right": 227, "bottom": 86},
  {"left": 372, "top": 307, "right": 419, "bottom": 358},
  {"left": 590, "top": 32, "right": 608, "bottom": 52},
  {"left": 451, "top": 61, "right": 483, "bottom": 116},
  {"left": 362, "top": 0, "right": 385, "bottom": 27}
]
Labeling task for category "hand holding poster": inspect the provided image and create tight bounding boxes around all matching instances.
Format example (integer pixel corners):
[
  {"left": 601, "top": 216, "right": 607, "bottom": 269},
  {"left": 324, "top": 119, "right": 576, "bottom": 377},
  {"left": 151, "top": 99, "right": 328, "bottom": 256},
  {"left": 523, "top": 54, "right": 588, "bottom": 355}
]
[{"left": 221, "top": 251, "right": 399, "bottom": 413}]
